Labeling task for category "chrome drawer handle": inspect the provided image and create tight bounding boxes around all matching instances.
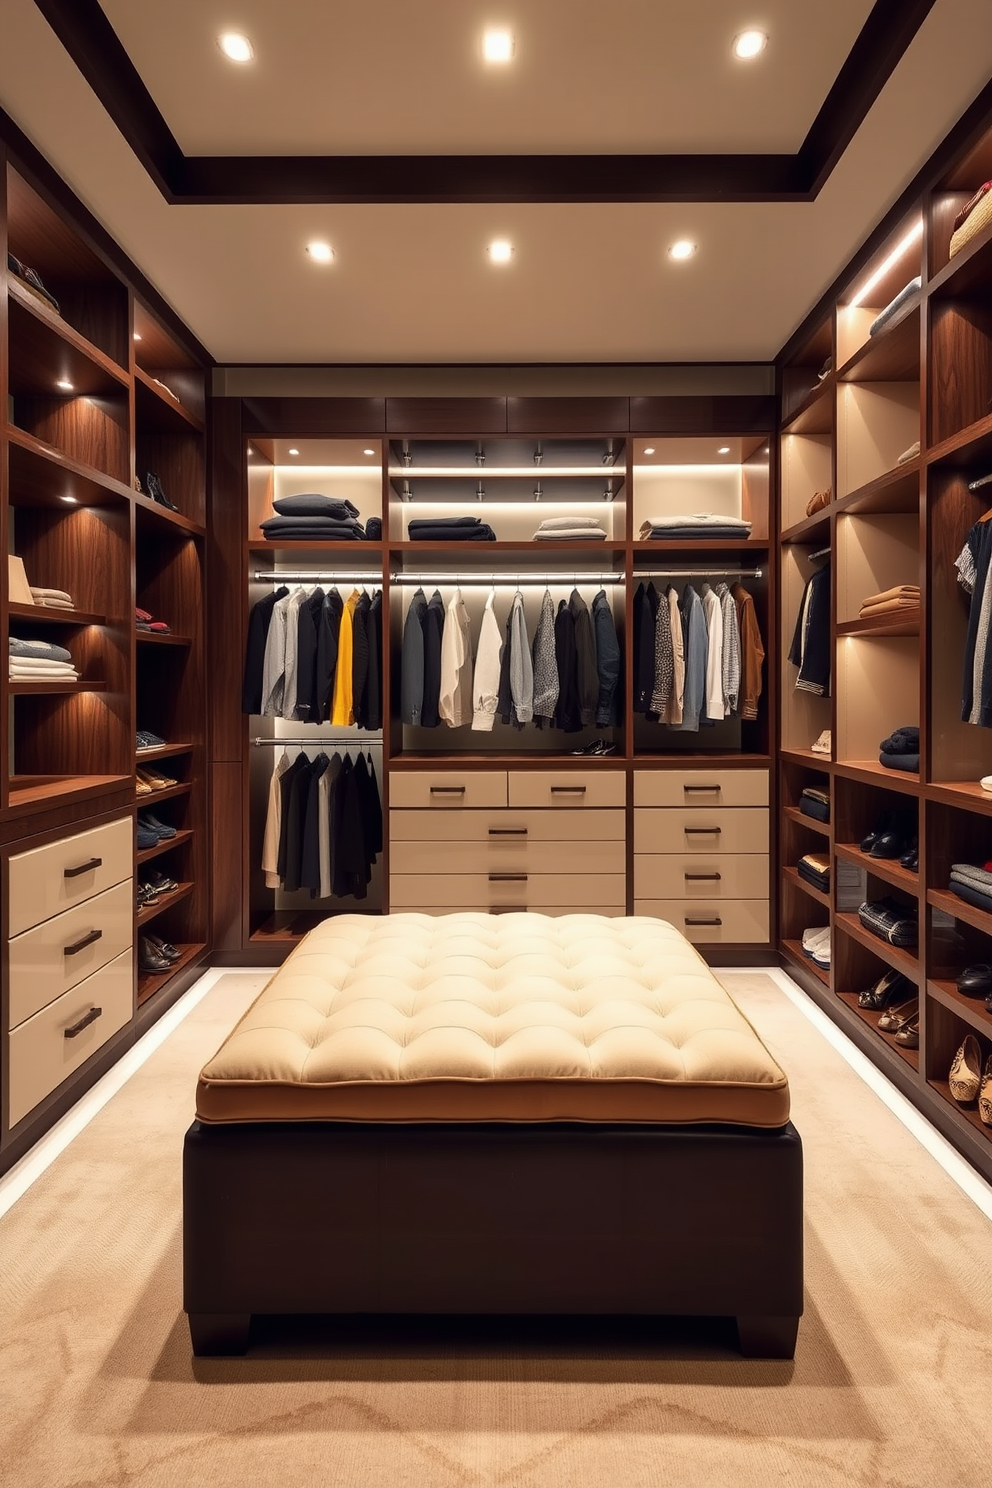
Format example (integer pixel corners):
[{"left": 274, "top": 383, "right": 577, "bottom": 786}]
[
  {"left": 64, "top": 857, "right": 102, "bottom": 879},
  {"left": 550, "top": 786, "right": 586, "bottom": 795},
  {"left": 489, "top": 872, "right": 528, "bottom": 882},
  {"left": 685, "top": 872, "right": 722, "bottom": 881},
  {"left": 685, "top": 916, "right": 722, "bottom": 927},
  {"left": 64, "top": 928, "right": 103, "bottom": 957},
  {"left": 684, "top": 826, "right": 722, "bottom": 835},
  {"left": 64, "top": 1006, "right": 102, "bottom": 1039},
  {"left": 430, "top": 785, "right": 466, "bottom": 795},
  {"left": 489, "top": 827, "right": 528, "bottom": 836}
]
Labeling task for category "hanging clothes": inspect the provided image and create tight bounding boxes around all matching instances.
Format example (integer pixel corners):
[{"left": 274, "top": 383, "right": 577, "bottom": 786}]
[
  {"left": 242, "top": 585, "right": 288, "bottom": 713},
  {"left": 699, "top": 583, "right": 724, "bottom": 725},
  {"left": 260, "top": 589, "right": 292, "bottom": 716},
  {"left": 247, "top": 584, "right": 382, "bottom": 728},
  {"left": 632, "top": 581, "right": 657, "bottom": 714},
  {"left": 362, "top": 590, "right": 383, "bottom": 730},
  {"left": 330, "top": 589, "right": 359, "bottom": 725},
  {"left": 510, "top": 591, "right": 535, "bottom": 724},
  {"left": 532, "top": 589, "right": 559, "bottom": 727},
  {"left": 401, "top": 587, "right": 428, "bottom": 725},
  {"left": 649, "top": 585, "right": 674, "bottom": 720},
  {"left": 439, "top": 589, "right": 473, "bottom": 727},
  {"left": 665, "top": 585, "right": 685, "bottom": 725},
  {"left": 592, "top": 589, "right": 620, "bottom": 727},
  {"left": 261, "top": 747, "right": 381, "bottom": 901},
  {"left": 316, "top": 588, "right": 343, "bottom": 722},
  {"left": 280, "top": 588, "right": 308, "bottom": 722},
  {"left": 420, "top": 589, "right": 445, "bottom": 728},
  {"left": 674, "top": 585, "right": 707, "bottom": 732},
  {"left": 261, "top": 749, "right": 292, "bottom": 888},
  {"left": 351, "top": 591, "right": 371, "bottom": 728},
  {"left": 472, "top": 590, "right": 503, "bottom": 731},
  {"left": 553, "top": 597, "right": 580, "bottom": 732},
  {"left": 569, "top": 588, "right": 598, "bottom": 728},
  {"left": 732, "top": 581, "right": 765, "bottom": 721},
  {"left": 956, "top": 518, "right": 992, "bottom": 726},
  {"left": 717, "top": 582, "right": 741, "bottom": 717},
  {"left": 497, "top": 603, "right": 519, "bottom": 728},
  {"left": 789, "top": 561, "right": 831, "bottom": 696},
  {"left": 294, "top": 586, "right": 325, "bottom": 721}
]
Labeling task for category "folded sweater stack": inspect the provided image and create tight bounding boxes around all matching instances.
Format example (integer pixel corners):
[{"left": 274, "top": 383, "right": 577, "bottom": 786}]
[
  {"left": 879, "top": 725, "right": 919, "bottom": 773},
  {"left": 9, "top": 636, "right": 78, "bottom": 681},
  {"left": 28, "top": 586, "right": 74, "bottom": 610},
  {"left": 949, "top": 862, "right": 992, "bottom": 915},
  {"left": 798, "top": 852, "right": 830, "bottom": 892},
  {"left": 260, "top": 493, "right": 366, "bottom": 541},
  {"left": 799, "top": 786, "right": 830, "bottom": 823},
  {"left": 532, "top": 515, "right": 608, "bottom": 541},
  {"left": 407, "top": 516, "right": 496, "bottom": 542},
  {"left": 639, "top": 513, "right": 752, "bottom": 541},
  {"left": 859, "top": 584, "right": 920, "bottom": 619}
]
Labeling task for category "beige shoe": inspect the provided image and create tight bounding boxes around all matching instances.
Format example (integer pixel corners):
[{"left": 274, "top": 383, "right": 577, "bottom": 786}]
[
  {"left": 135, "top": 776, "right": 153, "bottom": 796},
  {"left": 949, "top": 1034, "right": 982, "bottom": 1103},
  {"left": 979, "top": 1055, "right": 992, "bottom": 1127}
]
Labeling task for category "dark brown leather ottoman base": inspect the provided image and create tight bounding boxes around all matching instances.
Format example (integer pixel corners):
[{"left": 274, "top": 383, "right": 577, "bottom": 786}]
[{"left": 183, "top": 1119, "right": 803, "bottom": 1359}]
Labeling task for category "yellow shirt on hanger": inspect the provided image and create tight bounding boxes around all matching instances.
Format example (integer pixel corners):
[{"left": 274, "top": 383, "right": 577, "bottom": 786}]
[{"left": 330, "top": 589, "right": 360, "bottom": 725}]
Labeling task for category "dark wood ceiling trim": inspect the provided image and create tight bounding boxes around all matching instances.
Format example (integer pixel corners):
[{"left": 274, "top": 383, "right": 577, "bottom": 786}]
[{"left": 34, "top": 0, "right": 933, "bottom": 204}]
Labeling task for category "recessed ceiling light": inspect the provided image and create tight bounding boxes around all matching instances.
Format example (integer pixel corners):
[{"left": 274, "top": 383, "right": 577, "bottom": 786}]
[
  {"left": 483, "top": 28, "right": 514, "bottom": 63},
  {"left": 643, "top": 447, "right": 656, "bottom": 456},
  {"left": 488, "top": 239, "right": 514, "bottom": 263},
  {"left": 733, "top": 30, "right": 767, "bottom": 60},
  {"left": 288, "top": 448, "right": 300, "bottom": 456},
  {"left": 60, "top": 495, "right": 78, "bottom": 504},
  {"left": 668, "top": 240, "right": 696, "bottom": 262},
  {"left": 306, "top": 240, "right": 334, "bottom": 263},
  {"left": 218, "top": 32, "right": 254, "bottom": 63},
  {"left": 363, "top": 448, "right": 376, "bottom": 456},
  {"left": 56, "top": 378, "right": 74, "bottom": 391},
  {"left": 717, "top": 446, "right": 731, "bottom": 455}
]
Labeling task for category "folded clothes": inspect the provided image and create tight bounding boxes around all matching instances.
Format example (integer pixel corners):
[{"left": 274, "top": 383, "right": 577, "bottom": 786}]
[
  {"left": 869, "top": 277, "right": 922, "bottom": 337},
  {"left": 364, "top": 517, "right": 382, "bottom": 541},
  {"left": 9, "top": 637, "right": 74, "bottom": 661},
  {"left": 407, "top": 525, "right": 496, "bottom": 541},
  {"left": 950, "top": 863, "right": 992, "bottom": 888},
  {"left": 272, "top": 494, "right": 359, "bottom": 519},
  {"left": 408, "top": 517, "right": 493, "bottom": 531},
  {"left": 640, "top": 526, "right": 754, "bottom": 540},
  {"left": 10, "top": 664, "right": 78, "bottom": 679},
  {"left": 799, "top": 787, "right": 830, "bottom": 823},
  {"left": 10, "top": 656, "right": 78, "bottom": 671},
  {"left": 879, "top": 751, "right": 919, "bottom": 772},
  {"left": 858, "top": 599, "right": 921, "bottom": 618},
  {"left": 29, "top": 586, "right": 73, "bottom": 604},
  {"left": 896, "top": 440, "right": 921, "bottom": 465},
  {"left": 879, "top": 726, "right": 919, "bottom": 753},
  {"left": 798, "top": 854, "right": 830, "bottom": 891},
  {"left": 33, "top": 599, "right": 75, "bottom": 610},
  {"left": 533, "top": 527, "right": 608, "bottom": 540},
  {"left": 642, "top": 513, "right": 752, "bottom": 531},
  {"left": 535, "top": 516, "right": 605, "bottom": 531},
  {"left": 949, "top": 881, "right": 992, "bottom": 916},
  {"left": 259, "top": 520, "right": 365, "bottom": 540}
]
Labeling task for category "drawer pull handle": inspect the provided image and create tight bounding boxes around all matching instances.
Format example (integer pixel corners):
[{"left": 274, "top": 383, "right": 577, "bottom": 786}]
[
  {"left": 430, "top": 785, "right": 466, "bottom": 795},
  {"left": 685, "top": 872, "right": 722, "bottom": 881},
  {"left": 64, "top": 857, "right": 103, "bottom": 879},
  {"left": 550, "top": 786, "right": 586, "bottom": 795},
  {"left": 683, "top": 785, "right": 721, "bottom": 794},
  {"left": 684, "top": 826, "right": 722, "bottom": 835},
  {"left": 64, "top": 928, "right": 103, "bottom": 957},
  {"left": 489, "top": 827, "right": 528, "bottom": 837},
  {"left": 64, "top": 1006, "right": 103, "bottom": 1039},
  {"left": 489, "top": 872, "right": 528, "bottom": 882},
  {"left": 685, "top": 917, "right": 723, "bottom": 927}
]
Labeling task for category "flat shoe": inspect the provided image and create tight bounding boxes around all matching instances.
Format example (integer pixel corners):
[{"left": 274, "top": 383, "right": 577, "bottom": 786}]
[
  {"left": 956, "top": 964, "right": 992, "bottom": 997},
  {"left": 893, "top": 1016, "right": 919, "bottom": 1049},
  {"left": 949, "top": 1034, "right": 982, "bottom": 1102},
  {"left": 878, "top": 997, "right": 918, "bottom": 1032}
]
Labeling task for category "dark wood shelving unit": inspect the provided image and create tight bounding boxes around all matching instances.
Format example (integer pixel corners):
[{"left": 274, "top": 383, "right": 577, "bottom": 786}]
[
  {"left": 784, "top": 805, "right": 830, "bottom": 837},
  {"left": 835, "top": 841, "right": 919, "bottom": 894},
  {"left": 8, "top": 680, "right": 106, "bottom": 695},
  {"left": 136, "top": 881, "right": 194, "bottom": 926},
  {"left": 137, "top": 942, "right": 208, "bottom": 1006},
  {"left": 135, "top": 827, "right": 195, "bottom": 865},
  {"left": 835, "top": 991, "right": 920, "bottom": 1071},
  {"left": 8, "top": 602, "right": 107, "bottom": 626},
  {"left": 782, "top": 940, "right": 830, "bottom": 987},
  {"left": 834, "top": 913, "right": 921, "bottom": 978},
  {"left": 135, "top": 631, "right": 192, "bottom": 647},
  {"left": 783, "top": 865, "right": 830, "bottom": 907},
  {"left": 836, "top": 612, "right": 920, "bottom": 638},
  {"left": 928, "top": 978, "right": 992, "bottom": 1037}
]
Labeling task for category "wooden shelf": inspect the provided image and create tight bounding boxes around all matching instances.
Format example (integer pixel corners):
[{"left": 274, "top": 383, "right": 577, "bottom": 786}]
[
  {"left": 249, "top": 910, "right": 338, "bottom": 944},
  {"left": 783, "top": 865, "right": 830, "bottom": 906},
  {"left": 927, "top": 780, "right": 992, "bottom": 815},
  {"left": 928, "top": 219, "right": 992, "bottom": 299},
  {"left": 927, "top": 1080, "right": 992, "bottom": 1143},
  {"left": 135, "top": 827, "right": 194, "bottom": 865},
  {"left": 780, "top": 747, "right": 832, "bottom": 768},
  {"left": 8, "top": 679, "right": 104, "bottom": 694},
  {"left": 635, "top": 752, "right": 771, "bottom": 768},
  {"left": 135, "top": 631, "right": 191, "bottom": 646},
  {"left": 836, "top": 990, "right": 920, "bottom": 1070},
  {"left": 8, "top": 602, "right": 107, "bottom": 626},
  {"left": 784, "top": 804, "right": 830, "bottom": 837},
  {"left": 836, "top": 304, "right": 921, "bottom": 383},
  {"left": 833, "top": 759, "right": 920, "bottom": 792},
  {"left": 7, "top": 278, "right": 130, "bottom": 394},
  {"left": 137, "top": 941, "right": 207, "bottom": 1006},
  {"left": 134, "top": 366, "right": 205, "bottom": 433},
  {"left": 782, "top": 938, "right": 830, "bottom": 987},
  {"left": 780, "top": 509, "right": 830, "bottom": 546},
  {"left": 780, "top": 380, "right": 833, "bottom": 436},
  {"left": 390, "top": 750, "right": 626, "bottom": 769},
  {"left": 928, "top": 978, "right": 992, "bottom": 1038},
  {"left": 631, "top": 537, "right": 767, "bottom": 552},
  {"left": 135, "top": 781, "right": 189, "bottom": 805},
  {"left": 249, "top": 539, "right": 384, "bottom": 556},
  {"left": 134, "top": 496, "right": 206, "bottom": 538},
  {"left": 834, "top": 461, "right": 920, "bottom": 516},
  {"left": 836, "top": 611, "right": 920, "bottom": 638},
  {"left": 925, "top": 407, "right": 992, "bottom": 469},
  {"left": 136, "top": 881, "right": 193, "bottom": 926},
  {"left": 836, "top": 841, "right": 919, "bottom": 895},
  {"left": 834, "top": 911, "right": 921, "bottom": 978},
  {"left": 6, "top": 424, "right": 132, "bottom": 506},
  {"left": 135, "top": 741, "right": 194, "bottom": 761},
  {"left": 928, "top": 887, "right": 992, "bottom": 937},
  {"left": 6, "top": 773, "right": 131, "bottom": 811},
  {"left": 389, "top": 540, "right": 625, "bottom": 556}
]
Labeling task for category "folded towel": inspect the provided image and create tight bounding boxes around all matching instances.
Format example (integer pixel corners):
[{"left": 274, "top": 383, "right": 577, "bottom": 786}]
[
  {"left": 869, "top": 277, "right": 922, "bottom": 337},
  {"left": 407, "top": 517, "right": 491, "bottom": 531},
  {"left": 9, "top": 657, "right": 78, "bottom": 671},
  {"left": 532, "top": 527, "right": 607, "bottom": 540},
  {"left": 896, "top": 440, "right": 921, "bottom": 465},
  {"left": 534, "top": 516, "right": 605, "bottom": 531},
  {"left": 29, "top": 587, "right": 73, "bottom": 603},
  {"left": 10, "top": 664, "right": 78, "bottom": 679},
  {"left": 860, "top": 586, "right": 920, "bottom": 607}
]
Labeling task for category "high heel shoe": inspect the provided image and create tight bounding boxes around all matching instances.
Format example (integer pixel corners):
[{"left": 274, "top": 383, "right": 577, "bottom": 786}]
[
  {"left": 979, "top": 1056, "right": 992, "bottom": 1126},
  {"left": 949, "top": 1034, "right": 982, "bottom": 1103}
]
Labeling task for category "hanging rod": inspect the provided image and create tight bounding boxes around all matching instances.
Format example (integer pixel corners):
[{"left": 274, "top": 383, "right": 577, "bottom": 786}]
[
  {"left": 252, "top": 736, "right": 383, "bottom": 747},
  {"left": 388, "top": 572, "right": 625, "bottom": 586},
  {"left": 252, "top": 571, "right": 382, "bottom": 584},
  {"left": 635, "top": 567, "right": 763, "bottom": 580}
]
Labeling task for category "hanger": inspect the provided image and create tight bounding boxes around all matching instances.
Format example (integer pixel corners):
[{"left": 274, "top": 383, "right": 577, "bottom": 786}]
[{"left": 977, "top": 506, "right": 992, "bottom": 524}]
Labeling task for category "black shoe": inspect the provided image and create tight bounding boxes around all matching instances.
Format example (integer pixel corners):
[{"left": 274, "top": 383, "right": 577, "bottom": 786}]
[
  {"left": 858, "top": 969, "right": 915, "bottom": 1010},
  {"left": 860, "top": 811, "right": 891, "bottom": 854},
  {"left": 138, "top": 935, "right": 172, "bottom": 973},
  {"left": 868, "top": 830, "right": 906, "bottom": 859},
  {"left": 957, "top": 964, "right": 992, "bottom": 998},
  {"left": 145, "top": 933, "right": 182, "bottom": 963},
  {"left": 144, "top": 472, "right": 180, "bottom": 513},
  {"left": 899, "top": 841, "right": 919, "bottom": 872},
  {"left": 144, "top": 868, "right": 178, "bottom": 893}
]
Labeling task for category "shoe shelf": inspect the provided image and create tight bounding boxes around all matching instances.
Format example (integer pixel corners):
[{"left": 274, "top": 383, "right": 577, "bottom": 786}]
[
  {"left": 784, "top": 805, "right": 830, "bottom": 838},
  {"left": 782, "top": 865, "right": 831, "bottom": 908},
  {"left": 134, "top": 497, "right": 206, "bottom": 539},
  {"left": 927, "top": 978, "right": 992, "bottom": 1039},
  {"left": 927, "top": 887, "right": 992, "bottom": 938},
  {"left": 927, "top": 1081, "right": 992, "bottom": 1142},
  {"left": 6, "top": 426, "right": 133, "bottom": 507},
  {"left": 135, "top": 742, "right": 195, "bottom": 761},
  {"left": 835, "top": 842, "right": 919, "bottom": 894},
  {"left": 135, "top": 827, "right": 195, "bottom": 866},
  {"left": 136, "top": 881, "right": 194, "bottom": 927},
  {"left": 134, "top": 366, "right": 205, "bottom": 435},
  {"left": 135, "top": 781, "right": 191, "bottom": 805},
  {"left": 136, "top": 942, "right": 208, "bottom": 1007},
  {"left": 834, "top": 912, "right": 921, "bottom": 979},
  {"left": 135, "top": 631, "right": 192, "bottom": 647},
  {"left": 835, "top": 991, "right": 920, "bottom": 1071},
  {"left": 781, "top": 939, "right": 830, "bottom": 988},
  {"left": 927, "top": 781, "right": 992, "bottom": 815},
  {"left": 832, "top": 760, "right": 920, "bottom": 792}
]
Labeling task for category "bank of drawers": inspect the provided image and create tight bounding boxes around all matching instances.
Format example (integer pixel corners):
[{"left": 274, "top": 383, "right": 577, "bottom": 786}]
[
  {"left": 633, "top": 769, "right": 770, "bottom": 943},
  {"left": 6, "top": 817, "right": 134, "bottom": 1128},
  {"left": 390, "top": 769, "right": 626, "bottom": 915}
]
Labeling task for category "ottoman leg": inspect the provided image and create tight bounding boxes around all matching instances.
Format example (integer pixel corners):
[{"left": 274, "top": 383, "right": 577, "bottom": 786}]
[
  {"left": 188, "top": 1312, "right": 251, "bottom": 1356},
  {"left": 736, "top": 1314, "right": 799, "bottom": 1360}
]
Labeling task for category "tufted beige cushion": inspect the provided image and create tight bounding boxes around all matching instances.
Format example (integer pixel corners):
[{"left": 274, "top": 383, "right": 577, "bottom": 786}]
[{"left": 197, "top": 913, "right": 789, "bottom": 1126}]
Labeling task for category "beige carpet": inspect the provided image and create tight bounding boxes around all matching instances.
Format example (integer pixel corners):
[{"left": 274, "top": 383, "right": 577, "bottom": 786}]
[{"left": 2, "top": 969, "right": 992, "bottom": 1488}]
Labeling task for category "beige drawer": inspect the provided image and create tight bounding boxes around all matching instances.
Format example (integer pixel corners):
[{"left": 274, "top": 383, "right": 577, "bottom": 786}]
[
  {"left": 634, "top": 769, "right": 769, "bottom": 808},
  {"left": 633, "top": 899, "right": 770, "bottom": 944},
  {"left": 507, "top": 770, "right": 625, "bottom": 809},
  {"left": 388, "top": 771, "right": 507, "bottom": 809},
  {"left": 8, "top": 817, "right": 133, "bottom": 937},
  {"left": 390, "top": 838, "right": 625, "bottom": 875},
  {"left": 390, "top": 873, "right": 627, "bottom": 910},
  {"left": 7, "top": 951, "right": 133, "bottom": 1129},
  {"left": 634, "top": 807, "right": 769, "bottom": 855},
  {"left": 390, "top": 808, "right": 626, "bottom": 843},
  {"left": 634, "top": 854, "right": 769, "bottom": 899},
  {"left": 8, "top": 880, "right": 134, "bottom": 1029}
]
